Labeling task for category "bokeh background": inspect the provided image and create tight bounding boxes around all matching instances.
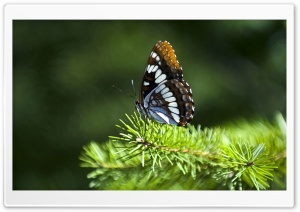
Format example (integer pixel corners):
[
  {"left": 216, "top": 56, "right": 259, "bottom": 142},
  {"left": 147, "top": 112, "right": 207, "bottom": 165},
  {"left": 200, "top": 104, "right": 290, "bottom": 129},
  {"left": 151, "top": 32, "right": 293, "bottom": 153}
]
[{"left": 13, "top": 20, "right": 286, "bottom": 190}]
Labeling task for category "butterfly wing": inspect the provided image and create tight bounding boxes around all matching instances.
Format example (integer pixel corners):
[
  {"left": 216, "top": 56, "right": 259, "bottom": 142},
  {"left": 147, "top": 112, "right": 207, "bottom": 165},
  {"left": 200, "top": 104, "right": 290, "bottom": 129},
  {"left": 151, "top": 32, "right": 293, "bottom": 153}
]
[
  {"left": 137, "top": 40, "right": 194, "bottom": 126},
  {"left": 145, "top": 79, "right": 194, "bottom": 126},
  {"left": 140, "top": 40, "right": 183, "bottom": 99}
]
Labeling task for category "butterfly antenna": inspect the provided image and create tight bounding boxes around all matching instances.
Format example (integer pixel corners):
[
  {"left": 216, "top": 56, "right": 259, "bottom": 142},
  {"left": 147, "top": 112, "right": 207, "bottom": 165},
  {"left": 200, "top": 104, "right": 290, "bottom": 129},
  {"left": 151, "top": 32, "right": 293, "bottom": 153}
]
[{"left": 112, "top": 85, "right": 135, "bottom": 100}]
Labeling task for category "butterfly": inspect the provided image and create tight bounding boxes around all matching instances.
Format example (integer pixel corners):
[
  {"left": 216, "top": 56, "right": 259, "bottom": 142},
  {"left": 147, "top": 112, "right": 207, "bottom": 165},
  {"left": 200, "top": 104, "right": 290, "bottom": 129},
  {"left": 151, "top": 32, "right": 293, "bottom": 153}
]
[{"left": 135, "top": 40, "right": 195, "bottom": 126}]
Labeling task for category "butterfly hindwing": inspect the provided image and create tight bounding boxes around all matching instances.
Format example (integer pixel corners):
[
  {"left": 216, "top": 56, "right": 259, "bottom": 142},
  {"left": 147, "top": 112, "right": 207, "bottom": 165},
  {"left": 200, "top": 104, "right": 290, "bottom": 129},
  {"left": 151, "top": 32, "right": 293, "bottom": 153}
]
[{"left": 145, "top": 79, "right": 194, "bottom": 126}]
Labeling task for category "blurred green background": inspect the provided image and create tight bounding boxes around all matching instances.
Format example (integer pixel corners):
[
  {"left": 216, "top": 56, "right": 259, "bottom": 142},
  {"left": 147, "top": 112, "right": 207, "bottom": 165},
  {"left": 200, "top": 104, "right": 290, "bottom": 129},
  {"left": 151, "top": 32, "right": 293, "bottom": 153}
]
[{"left": 13, "top": 20, "right": 286, "bottom": 190}]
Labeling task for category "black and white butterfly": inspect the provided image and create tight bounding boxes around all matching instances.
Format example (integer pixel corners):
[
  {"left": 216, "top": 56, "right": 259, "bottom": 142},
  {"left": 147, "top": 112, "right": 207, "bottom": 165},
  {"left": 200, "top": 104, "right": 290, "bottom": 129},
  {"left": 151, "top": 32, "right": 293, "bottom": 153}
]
[{"left": 135, "top": 40, "right": 195, "bottom": 126}]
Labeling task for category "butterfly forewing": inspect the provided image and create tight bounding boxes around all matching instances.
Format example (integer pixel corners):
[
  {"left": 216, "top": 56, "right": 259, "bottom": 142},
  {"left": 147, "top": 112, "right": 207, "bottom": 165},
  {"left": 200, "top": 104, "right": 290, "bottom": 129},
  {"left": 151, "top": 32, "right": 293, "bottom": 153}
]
[
  {"left": 141, "top": 41, "right": 183, "bottom": 99},
  {"left": 137, "top": 40, "right": 194, "bottom": 126}
]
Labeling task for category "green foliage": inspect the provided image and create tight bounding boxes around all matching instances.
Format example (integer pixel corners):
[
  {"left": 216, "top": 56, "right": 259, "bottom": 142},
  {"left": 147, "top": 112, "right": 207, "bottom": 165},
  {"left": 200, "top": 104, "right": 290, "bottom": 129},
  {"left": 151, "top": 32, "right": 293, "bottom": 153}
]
[{"left": 79, "top": 112, "right": 286, "bottom": 190}]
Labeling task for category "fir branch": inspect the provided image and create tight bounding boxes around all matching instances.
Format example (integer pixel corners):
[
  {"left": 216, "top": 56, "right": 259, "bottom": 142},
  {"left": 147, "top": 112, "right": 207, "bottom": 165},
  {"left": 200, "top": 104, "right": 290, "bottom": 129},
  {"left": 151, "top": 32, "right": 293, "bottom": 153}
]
[{"left": 79, "top": 112, "right": 286, "bottom": 190}]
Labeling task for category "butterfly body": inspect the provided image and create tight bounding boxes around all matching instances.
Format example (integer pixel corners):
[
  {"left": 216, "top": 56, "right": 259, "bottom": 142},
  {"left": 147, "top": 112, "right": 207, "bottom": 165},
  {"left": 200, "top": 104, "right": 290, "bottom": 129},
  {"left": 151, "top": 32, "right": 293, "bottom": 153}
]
[{"left": 136, "top": 41, "right": 194, "bottom": 126}]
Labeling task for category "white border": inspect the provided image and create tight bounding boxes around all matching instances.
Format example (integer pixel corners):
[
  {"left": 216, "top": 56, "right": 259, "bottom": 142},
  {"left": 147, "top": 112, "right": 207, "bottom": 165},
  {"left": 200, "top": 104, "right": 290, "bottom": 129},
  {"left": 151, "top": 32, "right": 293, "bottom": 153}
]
[{"left": 3, "top": 4, "right": 294, "bottom": 207}]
